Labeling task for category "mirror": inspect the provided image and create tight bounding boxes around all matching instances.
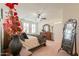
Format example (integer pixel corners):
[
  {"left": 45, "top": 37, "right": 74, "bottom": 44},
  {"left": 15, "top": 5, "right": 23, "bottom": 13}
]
[
  {"left": 58, "top": 19, "right": 78, "bottom": 56},
  {"left": 43, "top": 24, "right": 50, "bottom": 32}
]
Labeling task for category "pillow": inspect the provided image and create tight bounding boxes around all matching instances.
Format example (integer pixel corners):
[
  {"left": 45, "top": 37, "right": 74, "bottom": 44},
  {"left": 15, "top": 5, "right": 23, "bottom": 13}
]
[{"left": 20, "top": 32, "right": 28, "bottom": 41}]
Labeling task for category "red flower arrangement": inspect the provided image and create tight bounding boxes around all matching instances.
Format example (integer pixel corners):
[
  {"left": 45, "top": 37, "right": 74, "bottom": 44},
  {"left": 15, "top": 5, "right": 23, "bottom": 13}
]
[
  {"left": 5, "top": 3, "right": 18, "bottom": 9},
  {"left": 3, "top": 3, "right": 23, "bottom": 35}
]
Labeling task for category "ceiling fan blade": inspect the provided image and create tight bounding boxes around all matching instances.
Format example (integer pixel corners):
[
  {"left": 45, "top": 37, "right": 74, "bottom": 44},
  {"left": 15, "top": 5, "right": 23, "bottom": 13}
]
[
  {"left": 41, "top": 18, "right": 46, "bottom": 20},
  {"left": 40, "top": 18, "right": 46, "bottom": 21}
]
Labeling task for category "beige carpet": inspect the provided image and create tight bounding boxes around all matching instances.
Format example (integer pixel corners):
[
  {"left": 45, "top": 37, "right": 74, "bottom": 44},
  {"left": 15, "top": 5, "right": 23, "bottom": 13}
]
[{"left": 32, "top": 40, "right": 70, "bottom": 56}]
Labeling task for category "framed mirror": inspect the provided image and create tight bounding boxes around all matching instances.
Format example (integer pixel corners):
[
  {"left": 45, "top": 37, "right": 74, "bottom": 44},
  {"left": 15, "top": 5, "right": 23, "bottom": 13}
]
[
  {"left": 58, "top": 19, "right": 78, "bottom": 56},
  {"left": 43, "top": 24, "right": 50, "bottom": 32}
]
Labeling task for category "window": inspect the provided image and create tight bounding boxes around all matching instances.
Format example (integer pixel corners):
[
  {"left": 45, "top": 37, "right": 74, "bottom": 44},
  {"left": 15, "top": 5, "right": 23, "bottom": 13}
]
[
  {"left": 23, "top": 22, "right": 37, "bottom": 34},
  {"left": 31, "top": 24, "right": 36, "bottom": 33},
  {"left": 23, "top": 23, "right": 29, "bottom": 33}
]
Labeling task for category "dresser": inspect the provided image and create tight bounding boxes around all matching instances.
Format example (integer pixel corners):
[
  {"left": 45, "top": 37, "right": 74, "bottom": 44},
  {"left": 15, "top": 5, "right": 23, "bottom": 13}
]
[{"left": 40, "top": 32, "right": 52, "bottom": 40}]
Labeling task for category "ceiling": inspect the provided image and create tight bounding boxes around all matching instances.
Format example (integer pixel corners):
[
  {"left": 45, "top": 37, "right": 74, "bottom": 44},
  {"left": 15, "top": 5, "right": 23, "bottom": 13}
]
[{"left": 1, "top": 3, "right": 79, "bottom": 22}]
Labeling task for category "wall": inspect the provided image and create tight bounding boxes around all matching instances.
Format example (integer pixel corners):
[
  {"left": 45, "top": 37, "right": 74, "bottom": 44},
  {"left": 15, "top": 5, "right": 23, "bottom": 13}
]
[
  {"left": 20, "top": 19, "right": 38, "bottom": 34},
  {"left": 17, "top": 3, "right": 64, "bottom": 41},
  {"left": 0, "top": 4, "right": 9, "bottom": 55}
]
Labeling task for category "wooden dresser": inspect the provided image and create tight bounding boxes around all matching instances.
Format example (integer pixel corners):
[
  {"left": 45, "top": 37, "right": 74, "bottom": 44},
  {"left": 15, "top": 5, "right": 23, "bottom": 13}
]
[{"left": 40, "top": 32, "right": 52, "bottom": 40}]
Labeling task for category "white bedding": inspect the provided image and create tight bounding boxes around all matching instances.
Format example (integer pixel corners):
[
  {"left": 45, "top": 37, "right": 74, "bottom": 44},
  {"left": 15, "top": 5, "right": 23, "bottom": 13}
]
[{"left": 20, "top": 35, "right": 40, "bottom": 50}]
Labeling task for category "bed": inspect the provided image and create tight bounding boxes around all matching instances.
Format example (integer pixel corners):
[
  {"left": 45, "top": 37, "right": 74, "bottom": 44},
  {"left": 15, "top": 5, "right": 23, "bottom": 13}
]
[{"left": 20, "top": 33, "right": 46, "bottom": 51}]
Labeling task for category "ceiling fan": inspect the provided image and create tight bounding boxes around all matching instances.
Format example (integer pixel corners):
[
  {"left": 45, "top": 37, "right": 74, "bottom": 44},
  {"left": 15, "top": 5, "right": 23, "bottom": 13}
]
[
  {"left": 33, "top": 10, "right": 47, "bottom": 21},
  {"left": 37, "top": 13, "right": 46, "bottom": 21}
]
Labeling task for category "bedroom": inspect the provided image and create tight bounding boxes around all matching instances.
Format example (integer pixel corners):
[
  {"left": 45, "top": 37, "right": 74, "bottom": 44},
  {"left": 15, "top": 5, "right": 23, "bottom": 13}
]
[{"left": 0, "top": 3, "right": 79, "bottom": 56}]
